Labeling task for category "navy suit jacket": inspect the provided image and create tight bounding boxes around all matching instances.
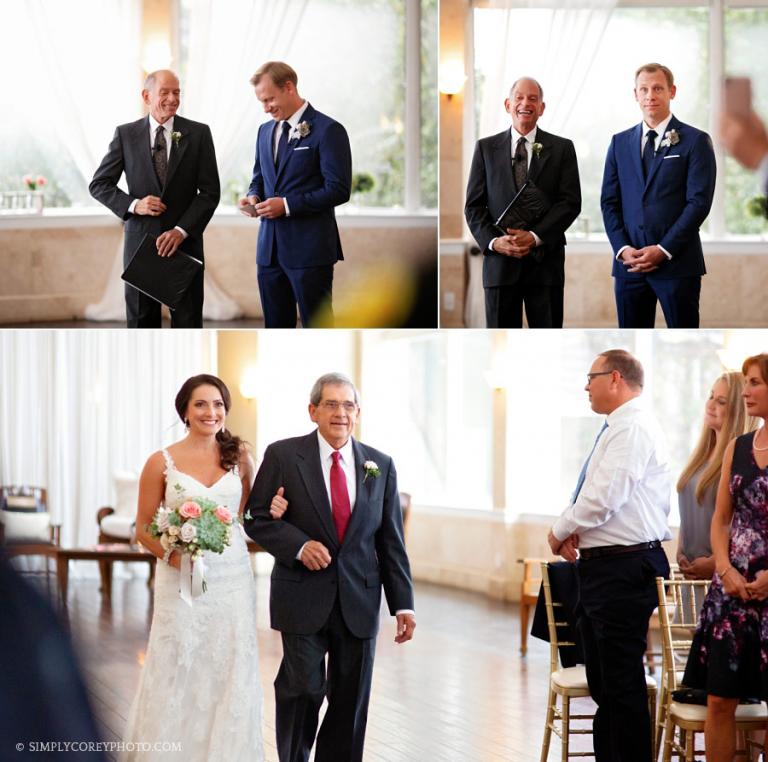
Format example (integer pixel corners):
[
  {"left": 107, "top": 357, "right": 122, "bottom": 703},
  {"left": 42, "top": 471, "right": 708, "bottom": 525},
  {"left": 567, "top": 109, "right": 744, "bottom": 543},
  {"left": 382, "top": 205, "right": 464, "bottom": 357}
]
[
  {"left": 243, "top": 432, "right": 414, "bottom": 640},
  {"left": 601, "top": 116, "right": 716, "bottom": 280},
  {"left": 89, "top": 115, "right": 220, "bottom": 264},
  {"left": 248, "top": 103, "right": 352, "bottom": 269}
]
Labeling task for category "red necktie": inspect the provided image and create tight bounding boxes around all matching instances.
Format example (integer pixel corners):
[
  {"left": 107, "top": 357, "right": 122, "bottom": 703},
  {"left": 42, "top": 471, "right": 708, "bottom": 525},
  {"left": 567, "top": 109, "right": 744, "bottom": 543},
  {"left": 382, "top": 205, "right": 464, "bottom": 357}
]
[{"left": 330, "top": 450, "right": 351, "bottom": 543}]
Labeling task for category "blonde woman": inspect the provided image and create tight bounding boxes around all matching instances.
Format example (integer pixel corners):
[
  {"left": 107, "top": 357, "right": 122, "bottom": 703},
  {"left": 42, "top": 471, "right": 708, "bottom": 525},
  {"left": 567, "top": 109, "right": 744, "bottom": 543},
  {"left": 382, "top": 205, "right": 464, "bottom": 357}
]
[{"left": 676, "top": 371, "right": 756, "bottom": 594}]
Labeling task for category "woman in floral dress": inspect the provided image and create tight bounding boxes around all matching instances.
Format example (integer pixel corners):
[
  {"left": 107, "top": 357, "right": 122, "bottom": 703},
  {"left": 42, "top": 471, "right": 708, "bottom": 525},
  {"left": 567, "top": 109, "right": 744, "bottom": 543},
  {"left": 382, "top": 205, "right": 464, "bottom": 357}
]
[{"left": 683, "top": 353, "right": 768, "bottom": 762}]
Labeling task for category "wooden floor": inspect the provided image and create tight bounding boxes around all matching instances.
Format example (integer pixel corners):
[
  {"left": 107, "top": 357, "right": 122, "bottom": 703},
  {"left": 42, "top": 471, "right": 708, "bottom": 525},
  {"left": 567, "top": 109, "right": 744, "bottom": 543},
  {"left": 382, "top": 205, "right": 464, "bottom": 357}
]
[
  {"left": 50, "top": 574, "right": 595, "bottom": 762},
  {"left": 3, "top": 318, "right": 265, "bottom": 328}
]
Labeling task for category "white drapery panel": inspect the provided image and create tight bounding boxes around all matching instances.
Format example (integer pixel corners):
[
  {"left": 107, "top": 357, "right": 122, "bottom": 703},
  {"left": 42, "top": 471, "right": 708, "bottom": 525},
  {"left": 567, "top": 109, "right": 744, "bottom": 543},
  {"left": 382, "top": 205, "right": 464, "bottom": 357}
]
[
  {"left": 182, "top": 0, "right": 310, "bottom": 186},
  {"left": 0, "top": 331, "right": 214, "bottom": 548},
  {"left": 475, "top": 0, "right": 616, "bottom": 139},
  {"left": 13, "top": 0, "right": 143, "bottom": 192}
]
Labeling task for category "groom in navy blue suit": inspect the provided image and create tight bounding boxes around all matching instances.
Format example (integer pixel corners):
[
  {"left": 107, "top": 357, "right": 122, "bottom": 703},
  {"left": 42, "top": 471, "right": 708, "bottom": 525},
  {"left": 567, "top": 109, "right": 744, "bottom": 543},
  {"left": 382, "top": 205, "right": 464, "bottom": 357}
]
[
  {"left": 240, "top": 61, "right": 352, "bottom": 328},
  {"left": 601, "top": 63, "right": 716, "bottom": 328}
]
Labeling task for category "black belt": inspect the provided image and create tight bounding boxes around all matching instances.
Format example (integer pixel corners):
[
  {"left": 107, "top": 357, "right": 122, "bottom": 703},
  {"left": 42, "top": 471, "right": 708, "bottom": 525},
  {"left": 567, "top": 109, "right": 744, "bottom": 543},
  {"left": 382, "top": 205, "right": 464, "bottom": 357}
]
[{"left": 580, "top": 540, "right": 662, "bottom": 561}]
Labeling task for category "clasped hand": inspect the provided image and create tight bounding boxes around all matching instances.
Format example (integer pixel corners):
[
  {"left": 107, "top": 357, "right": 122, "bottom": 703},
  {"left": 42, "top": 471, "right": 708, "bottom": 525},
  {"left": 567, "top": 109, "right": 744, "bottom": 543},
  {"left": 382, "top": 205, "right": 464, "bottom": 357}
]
[
  {"left": 548, "top": 530, "right": 579, "bottom": 562},
  {"left": 493, "top": 229, "right": 535, "bottom": 258},
  {"left": 621, "top": 245, "right": 665, "bottom": 273},
  {"left": 744, "top": 569, "right": 768, "bottom": 602}
]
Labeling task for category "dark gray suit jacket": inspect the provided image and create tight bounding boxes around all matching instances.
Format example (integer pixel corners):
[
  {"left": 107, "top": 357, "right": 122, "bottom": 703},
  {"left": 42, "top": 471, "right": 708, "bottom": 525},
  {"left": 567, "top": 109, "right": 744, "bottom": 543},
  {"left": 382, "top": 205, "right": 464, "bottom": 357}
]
[
  {"left": 89, "top": 115, "right": 220, "bottom": 265},
  {"left": 465, "top": 127, "right": 581, "bottom": 288},
  {"left": 244, "top": 431, "right": 414, "bottom": 640}
]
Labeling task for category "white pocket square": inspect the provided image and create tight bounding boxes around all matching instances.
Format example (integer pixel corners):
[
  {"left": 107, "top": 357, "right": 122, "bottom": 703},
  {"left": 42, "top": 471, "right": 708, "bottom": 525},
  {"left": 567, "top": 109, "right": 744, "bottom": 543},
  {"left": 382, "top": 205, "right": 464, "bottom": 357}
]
[
  {"left": 663, "top": 155, "right": 681, "bottom": 159},
  {"left": 293, "top": 146, "right": 310, "bottom": 151}
]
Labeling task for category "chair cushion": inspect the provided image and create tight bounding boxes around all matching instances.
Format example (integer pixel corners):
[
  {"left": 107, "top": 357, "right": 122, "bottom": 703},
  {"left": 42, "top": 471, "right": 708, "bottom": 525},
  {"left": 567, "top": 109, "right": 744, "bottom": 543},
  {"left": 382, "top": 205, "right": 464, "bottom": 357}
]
[
  {"left": 100, "top": 514, "right": 134, "bottom": 539},
  {"left": 552, "top": 665, "right": 589, "bottom": 690},
  {"left": 0, "top": 510, "right": 51, "bottom": 543},
  {"left": 112, "top": 471, "right": 139, "bottom": 518},
  {"left": 670, "top": 701, "right": 768, "bottom": 722}
]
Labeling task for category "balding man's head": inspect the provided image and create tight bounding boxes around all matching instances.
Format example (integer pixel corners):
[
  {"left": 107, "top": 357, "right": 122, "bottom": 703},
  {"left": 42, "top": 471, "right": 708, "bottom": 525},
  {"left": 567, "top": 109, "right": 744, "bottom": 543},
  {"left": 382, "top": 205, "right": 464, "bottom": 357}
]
[{"left": 142, "top": 70, "right": 180, "bottom": 124}]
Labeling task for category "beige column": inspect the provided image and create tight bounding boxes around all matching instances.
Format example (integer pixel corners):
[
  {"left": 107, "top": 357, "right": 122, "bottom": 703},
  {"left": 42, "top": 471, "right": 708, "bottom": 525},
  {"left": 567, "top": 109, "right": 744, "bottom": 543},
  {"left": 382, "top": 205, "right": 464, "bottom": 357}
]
[{"left": 217, "top": 331, "right": 259, "bottom": 448}]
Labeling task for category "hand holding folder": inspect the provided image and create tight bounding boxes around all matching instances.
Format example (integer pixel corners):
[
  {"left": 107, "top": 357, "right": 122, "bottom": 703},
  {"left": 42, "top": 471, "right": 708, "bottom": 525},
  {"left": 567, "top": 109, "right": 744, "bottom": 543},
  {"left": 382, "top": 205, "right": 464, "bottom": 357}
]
[{"left": 121, "top": 233, "right": 203, "bottom": 310}]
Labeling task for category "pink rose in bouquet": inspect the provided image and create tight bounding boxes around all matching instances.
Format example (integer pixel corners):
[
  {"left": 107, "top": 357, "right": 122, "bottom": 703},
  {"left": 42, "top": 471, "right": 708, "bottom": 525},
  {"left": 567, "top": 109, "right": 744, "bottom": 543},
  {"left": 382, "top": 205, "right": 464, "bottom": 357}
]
[
  {"left": 214, "top": 506, "right": 233, "bottom": 524},
  {"left": 179, "top": 500, "right": 202, "bottom": 519}
]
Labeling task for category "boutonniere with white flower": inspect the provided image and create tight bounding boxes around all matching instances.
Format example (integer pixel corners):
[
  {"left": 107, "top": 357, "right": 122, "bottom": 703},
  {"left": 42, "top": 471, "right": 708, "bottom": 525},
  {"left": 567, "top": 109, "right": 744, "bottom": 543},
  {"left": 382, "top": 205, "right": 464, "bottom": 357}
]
[
  {"left": 171, "top": 131, "right": 182, "bottom": 146},
  {"left": 660, "top": 129, "right": 680, "bottom": 148},
  {"left": 297, "top": 121, "right": 311, "bottom": 138},
  {"left": 532, "top": 142, "right": 543, "bottom": 157},
  {"left": 363, "top": 460, "right": 380, "bottom": 483}
]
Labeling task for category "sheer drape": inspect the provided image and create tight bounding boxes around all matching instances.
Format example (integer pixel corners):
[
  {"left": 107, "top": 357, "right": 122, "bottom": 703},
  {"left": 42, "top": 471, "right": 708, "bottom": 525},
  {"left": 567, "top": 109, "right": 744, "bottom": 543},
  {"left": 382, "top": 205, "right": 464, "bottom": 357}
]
[
  {"left": 476, "top": 0, "right": 616, "bottom": 139},
  {"left": 182, "top": 0, "right": 310, "bottom": 185},
  {"left": 0, "top": 332, "right": 213, "bottom": 549}
]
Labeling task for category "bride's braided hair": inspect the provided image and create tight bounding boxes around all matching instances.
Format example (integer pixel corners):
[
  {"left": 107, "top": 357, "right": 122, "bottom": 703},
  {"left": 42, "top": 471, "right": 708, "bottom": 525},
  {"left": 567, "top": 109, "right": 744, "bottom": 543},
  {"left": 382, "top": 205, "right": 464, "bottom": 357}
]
[{"left": 175, "top": 374, "right": 245, "bottom": 471}]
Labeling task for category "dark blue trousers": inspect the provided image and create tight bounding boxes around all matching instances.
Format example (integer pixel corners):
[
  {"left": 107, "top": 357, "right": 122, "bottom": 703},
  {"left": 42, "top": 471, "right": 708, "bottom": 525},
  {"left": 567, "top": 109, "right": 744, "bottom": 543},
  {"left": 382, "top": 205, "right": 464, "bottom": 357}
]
[{"left": 614, "top": 275, "right": 701, "bottom": 328}]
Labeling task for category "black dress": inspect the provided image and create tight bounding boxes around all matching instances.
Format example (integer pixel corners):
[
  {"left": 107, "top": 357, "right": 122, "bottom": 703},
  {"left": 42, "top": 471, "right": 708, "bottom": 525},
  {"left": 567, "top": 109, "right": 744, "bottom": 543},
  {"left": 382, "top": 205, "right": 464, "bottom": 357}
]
[{"left": 683, "top": 432, "right": 768, "bottom": 699}]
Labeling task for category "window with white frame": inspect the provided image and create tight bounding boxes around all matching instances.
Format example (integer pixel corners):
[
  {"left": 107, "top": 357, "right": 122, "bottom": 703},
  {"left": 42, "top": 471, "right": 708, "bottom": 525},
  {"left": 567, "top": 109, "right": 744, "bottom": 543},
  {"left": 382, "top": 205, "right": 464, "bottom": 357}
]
[
  {"left": 361, "top": 330, "right": 494, "bottom": 509},
  {"left": 504, "top": 329, "right": 768, "bottom": 525},
  {"left": 472, "top": 2, "right": 768, "bottom": 237}
]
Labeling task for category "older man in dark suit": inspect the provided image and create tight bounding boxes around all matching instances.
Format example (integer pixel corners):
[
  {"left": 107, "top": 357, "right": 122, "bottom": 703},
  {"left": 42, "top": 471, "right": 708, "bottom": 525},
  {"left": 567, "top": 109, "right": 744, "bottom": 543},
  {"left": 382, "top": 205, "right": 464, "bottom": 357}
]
[
  {"left": 465, "top": 76, "right": 582, "bottom": 328},
  {"left": 244, "top": 372, "right": 415, "bottom": 762},
  {"left": 90, "top": 70, "right": 220, "bottom": 328}
]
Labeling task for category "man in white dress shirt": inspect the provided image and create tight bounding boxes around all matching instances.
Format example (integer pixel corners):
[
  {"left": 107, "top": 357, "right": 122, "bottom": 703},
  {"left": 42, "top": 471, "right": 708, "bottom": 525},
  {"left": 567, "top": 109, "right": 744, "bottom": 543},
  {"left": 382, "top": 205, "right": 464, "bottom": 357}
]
[
  {"left": 244, "top": 372, "right": 415, "bottom": 762},
  {"left": 548, "top": 349, "right": 671, "bottom": 762}
]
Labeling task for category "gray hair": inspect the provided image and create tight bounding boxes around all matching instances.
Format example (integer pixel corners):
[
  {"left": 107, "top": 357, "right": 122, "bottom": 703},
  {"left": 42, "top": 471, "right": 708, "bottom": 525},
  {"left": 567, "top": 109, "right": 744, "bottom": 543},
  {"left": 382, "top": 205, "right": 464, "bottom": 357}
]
[
  {"left": 509, "top": 77, "right": 544, "bottom": 100},
  {"left": 143, "top": 70, "right": 179, "bottom": 91},
  {"left": 310, "top": 373, "right": 359, "bottom": 406}
]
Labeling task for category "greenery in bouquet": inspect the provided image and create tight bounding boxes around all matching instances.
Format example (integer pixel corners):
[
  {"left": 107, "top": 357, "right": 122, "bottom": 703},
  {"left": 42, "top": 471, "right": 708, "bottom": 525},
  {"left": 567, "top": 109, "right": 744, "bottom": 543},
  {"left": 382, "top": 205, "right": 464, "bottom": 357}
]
[{"left": 147, "top": 490, "right": 236, "bottom": 560}]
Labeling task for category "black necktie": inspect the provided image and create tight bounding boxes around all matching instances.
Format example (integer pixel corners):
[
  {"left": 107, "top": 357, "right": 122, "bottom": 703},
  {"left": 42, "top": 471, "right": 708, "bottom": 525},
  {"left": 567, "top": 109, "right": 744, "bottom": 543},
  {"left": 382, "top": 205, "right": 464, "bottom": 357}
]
[
  {"left": 514, "top": 136, "right": 528, "bottom": 190},
  {"left": 275, "top": 121, "right": 290, "bottom": 168},
  {"left": 153, "top": 125, "right": 168, "bottom": 186},
  {"left": 642, "top": 129, "right": 657, "bottom": 180}
]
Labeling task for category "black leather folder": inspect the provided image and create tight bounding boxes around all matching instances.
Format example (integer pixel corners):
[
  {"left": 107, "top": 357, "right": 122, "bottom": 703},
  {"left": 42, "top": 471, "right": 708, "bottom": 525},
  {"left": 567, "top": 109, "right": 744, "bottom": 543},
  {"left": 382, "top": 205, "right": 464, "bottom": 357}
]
[
  {"left": 121, "top": 234, "right": 202, "bottom": 310},
  {"left": 494, "top": 181, "right": 551, "bottom": 234}
]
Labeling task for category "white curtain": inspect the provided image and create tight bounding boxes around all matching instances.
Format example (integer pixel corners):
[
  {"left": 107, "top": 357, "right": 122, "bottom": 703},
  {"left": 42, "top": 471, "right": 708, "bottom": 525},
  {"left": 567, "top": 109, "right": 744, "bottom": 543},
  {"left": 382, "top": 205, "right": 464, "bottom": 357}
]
[
  {"left": 476, "top": 0, "right": 617, "bottom": 139},
  {"left": 17, "top": 0, "right": 144, "bottom": 188},
  {"left": 0, "top": 331, "right": 214, "bottom": 549},
  {"left": 182, "top": 0, "right": 310, "bottom": 184}
]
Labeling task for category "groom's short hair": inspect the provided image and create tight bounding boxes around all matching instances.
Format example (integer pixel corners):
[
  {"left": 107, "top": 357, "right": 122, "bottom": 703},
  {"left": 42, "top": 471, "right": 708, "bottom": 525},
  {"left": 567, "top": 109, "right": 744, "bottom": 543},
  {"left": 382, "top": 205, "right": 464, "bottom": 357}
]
[{"left": 250, "top": 62, "right": 298, "bottom": 89}]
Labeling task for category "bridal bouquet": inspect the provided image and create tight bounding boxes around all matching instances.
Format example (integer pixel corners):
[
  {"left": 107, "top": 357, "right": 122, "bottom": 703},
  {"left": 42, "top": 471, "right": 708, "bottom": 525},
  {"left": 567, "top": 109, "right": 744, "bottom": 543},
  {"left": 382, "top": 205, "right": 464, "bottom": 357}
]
[{"left": 148, "top": 496, "right": 235, "bottom": 601}]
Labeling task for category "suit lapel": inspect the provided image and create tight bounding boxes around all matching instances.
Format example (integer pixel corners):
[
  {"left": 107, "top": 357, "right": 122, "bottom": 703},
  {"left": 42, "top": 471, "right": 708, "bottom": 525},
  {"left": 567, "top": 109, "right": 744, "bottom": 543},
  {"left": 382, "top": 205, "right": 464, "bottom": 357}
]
[
  {"left": 133, "top": 117, "right": 162, "bottom": 195},
  {"left": 163, "top": 118, "right": 188, "bottom": 192},
  {"left": 275, "top": 103, "right": 316, "bottom": 183},
  {"left": 295, "top": 432, "right": 339, "bottom": 550},
  {"left": 342, "top": 439, "right": 368, "bottom": 543},
  {"left": 630, "top": 123, "right": 645, "bottom": 188},
  {"left": 527, "top": 129, "right": 549, "bottom": 183}
]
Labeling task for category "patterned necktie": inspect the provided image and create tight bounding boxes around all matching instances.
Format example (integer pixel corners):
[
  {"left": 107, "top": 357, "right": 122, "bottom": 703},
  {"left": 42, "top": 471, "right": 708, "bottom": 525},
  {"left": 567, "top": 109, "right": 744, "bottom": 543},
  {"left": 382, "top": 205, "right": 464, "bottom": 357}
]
[
  {"left": 514, "top": 136, "right": 528, "bottom": 190},
  {"left": 275, "top": 120, "right": 291, "bottom": 168},
  {"left": 571, "top": 421, "right": 609, "bottom": 503},
  {"left": 642, "top": 129, "right": 658, "bottom": 180},
  {"left": 330, "top": 451, "right": 351, "bottom": 543},
  {"left": 153, "top": 125, "right": 168, "bottom": 186}
]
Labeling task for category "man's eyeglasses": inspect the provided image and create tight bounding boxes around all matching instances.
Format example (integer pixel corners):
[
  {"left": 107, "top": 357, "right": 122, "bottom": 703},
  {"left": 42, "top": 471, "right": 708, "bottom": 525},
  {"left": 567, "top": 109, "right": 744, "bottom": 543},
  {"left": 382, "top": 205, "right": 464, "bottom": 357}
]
[
  {"left": 586, "top": 371, "right": 615, "bottom": 384},
  {"left": 319, "top": 401, "right": 357, "bottom": 412}
]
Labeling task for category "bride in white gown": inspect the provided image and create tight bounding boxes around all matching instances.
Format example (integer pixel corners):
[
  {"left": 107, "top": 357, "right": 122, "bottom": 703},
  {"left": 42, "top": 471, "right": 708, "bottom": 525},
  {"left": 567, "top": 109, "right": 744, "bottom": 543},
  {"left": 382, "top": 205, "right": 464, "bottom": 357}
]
[{"left": 123, "top": 374, "right": 286, "bottom": 761}]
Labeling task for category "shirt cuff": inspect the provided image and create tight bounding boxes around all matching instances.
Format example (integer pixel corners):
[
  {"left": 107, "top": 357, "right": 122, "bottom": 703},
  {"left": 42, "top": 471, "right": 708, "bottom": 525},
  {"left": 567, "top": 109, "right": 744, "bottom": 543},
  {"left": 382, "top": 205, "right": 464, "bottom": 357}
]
[
  {"left": 283, "top": 197, "right": 291, "bottom": 217},
  {"left": 128, "top": 199, "right": 138, "bottom": 214},
  {"left": 616, "top": 245, "right": 629, "bottom": 261},
  {"left": 551, "top": 515, "right": 575, "bottom": 543},
  {"left": 530, "top": 231, "right": 542, "bottom": 247},
  {"left": 489, "top": 237, "right": 497, "bottom": 252},
  {"left": 395, "top": 609, "right": 415, "bottom": 616},
  {"left": 174, "top": 226, "right": 188, "bottom": 239},
  {"left": 296, "top": 542, "right": 307, "bottom": 560},
  {"left": 658, "top": 244, "right": 672, "bottom": 260}
]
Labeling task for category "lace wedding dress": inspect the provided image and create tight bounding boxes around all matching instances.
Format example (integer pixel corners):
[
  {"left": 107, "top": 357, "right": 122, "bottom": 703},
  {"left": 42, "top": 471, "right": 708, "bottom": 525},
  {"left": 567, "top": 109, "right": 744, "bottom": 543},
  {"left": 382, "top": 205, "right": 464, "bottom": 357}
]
[{"left": 121, "top": 450, "right": 263, "bottom": 761}]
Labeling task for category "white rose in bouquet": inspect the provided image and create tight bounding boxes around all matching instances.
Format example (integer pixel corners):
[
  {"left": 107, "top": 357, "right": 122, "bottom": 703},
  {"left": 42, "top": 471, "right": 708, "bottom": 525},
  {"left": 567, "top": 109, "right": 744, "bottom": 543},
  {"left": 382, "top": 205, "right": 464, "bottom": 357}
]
[
  {"left": 180, "top": 522, "right": 197, "bottom": 543},
  {"left": 168, "top": 525, "right": 180, "bottom": 537},
  {"left": 156, "top": 507, "right": 171, "bottom": 532}
]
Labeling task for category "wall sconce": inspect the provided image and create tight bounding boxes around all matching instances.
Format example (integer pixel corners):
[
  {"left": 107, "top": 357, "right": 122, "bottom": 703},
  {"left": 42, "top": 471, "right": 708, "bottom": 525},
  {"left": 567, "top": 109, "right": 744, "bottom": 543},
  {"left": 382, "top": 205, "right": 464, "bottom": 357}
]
[
  {"left": 239, "top": 366, "right": 260, "bottom": 401},
  {"left": 439, "top": 59, "right": 467, "bottom": 99}
]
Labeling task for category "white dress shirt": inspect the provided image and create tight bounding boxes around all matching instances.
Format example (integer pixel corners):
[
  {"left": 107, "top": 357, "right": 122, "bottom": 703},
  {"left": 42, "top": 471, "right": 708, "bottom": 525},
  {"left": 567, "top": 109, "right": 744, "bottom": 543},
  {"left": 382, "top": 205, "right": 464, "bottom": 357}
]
[
  {"left": 552, "top": 397, "right": 672, "bottom": 548},
  {"left": 271, "top": 100, "right": 310, "bottom": 217},
  {"left": 489, "top": 125, "right": 543, "bottom": 253},
  {"left": 127, "top": 115, "right": 187, "bottom": 238}
]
